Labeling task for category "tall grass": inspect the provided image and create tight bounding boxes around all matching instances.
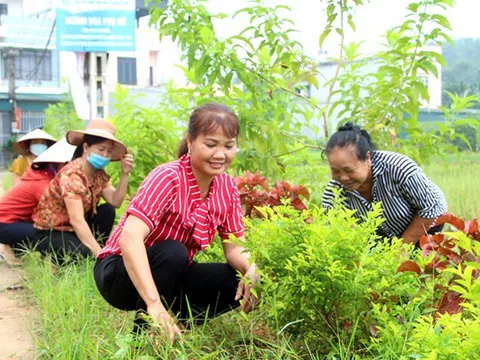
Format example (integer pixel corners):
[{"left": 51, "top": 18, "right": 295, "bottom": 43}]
[
  {"left": 423, "top": 152, "right": 480, "bottom": 218},
  {"left": 23, "top": 254, "right": 303, "bottom": 359}
]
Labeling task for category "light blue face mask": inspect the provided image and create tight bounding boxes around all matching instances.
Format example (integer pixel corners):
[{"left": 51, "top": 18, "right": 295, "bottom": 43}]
[
  {"left": 87, "top": 152, "right": 111, "bottom": 170},
  {"left": 30, "top": 143, "right": 48, "bottom": 156}
]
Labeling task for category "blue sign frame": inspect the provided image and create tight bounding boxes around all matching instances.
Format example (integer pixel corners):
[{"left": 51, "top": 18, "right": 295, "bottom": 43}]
[{"left": 56, "top": 0, "right": 136, "bottom": 52}]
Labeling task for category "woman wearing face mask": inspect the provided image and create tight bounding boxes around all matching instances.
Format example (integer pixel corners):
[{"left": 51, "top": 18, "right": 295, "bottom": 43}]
[
  {"left": 9, "top": 128, "right": 56, "bottom": 185},
  {"left": 322, "top": 122, "right": 447, "bottom": 245},
  {"left": 94, "top": 103, "right": 260, "bottom": 344},
  {"left": 32, "top": 120, "right": 134, "bottom": 262},
  {"left": 0, "top": 139, "right": 75, "bottom": 265}
]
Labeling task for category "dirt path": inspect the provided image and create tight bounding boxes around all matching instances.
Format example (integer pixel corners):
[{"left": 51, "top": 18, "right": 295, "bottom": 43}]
[
  {"left": 0, "top": 263, "right": 35, "bottom": 360},
  {"left": 0, "top": 178, "right": 36, "bottom": 360}
]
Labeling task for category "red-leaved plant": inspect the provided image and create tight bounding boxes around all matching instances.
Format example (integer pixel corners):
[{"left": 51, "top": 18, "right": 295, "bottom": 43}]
[
  {"left": 235, "top": 171, "right": 310, "bottom": 218},
  {"left": 397, "top": 213, "right": 480, "bottom": 316}
]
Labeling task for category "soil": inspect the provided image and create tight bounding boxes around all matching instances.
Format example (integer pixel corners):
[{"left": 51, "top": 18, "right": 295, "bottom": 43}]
[
  {"left": 0, "top": 262, "right": 36, "bottom": 359},
  {"left": 0, "top": 178, "right": 36, "bottom": 359}
]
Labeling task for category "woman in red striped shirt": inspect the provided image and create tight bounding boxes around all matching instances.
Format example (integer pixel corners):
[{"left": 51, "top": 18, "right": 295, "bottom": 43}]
[{"left": 94, "top": 103, "right": 259, "bottom": 343}]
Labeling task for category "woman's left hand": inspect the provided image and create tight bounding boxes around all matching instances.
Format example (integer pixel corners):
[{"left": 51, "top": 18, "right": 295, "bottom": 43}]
[
  {"left": 235, "top": 264, "right": 261, "bottom": 314},
  {"left": 121, "top": 153, "right": 134, "bottom": 175}
]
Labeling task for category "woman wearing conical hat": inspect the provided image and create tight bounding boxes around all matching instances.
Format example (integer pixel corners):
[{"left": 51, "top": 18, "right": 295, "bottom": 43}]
[
  {"left": 0, "top": 138, "right": 75, "bottom": 266},
  {"left": 32, "top": 119, "right": 134, "bottom": 263},
  {"left": 9, "top": 128, "right": 56, "bottom": 185}
]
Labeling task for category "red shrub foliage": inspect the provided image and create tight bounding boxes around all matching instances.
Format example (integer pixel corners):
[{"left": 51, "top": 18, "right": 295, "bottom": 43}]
[
  {"left": 396, "top": 213, "right": 480, "bottom": 316},
  {"left": 235, "top": 171, "right": 310, "bottom": 218}
]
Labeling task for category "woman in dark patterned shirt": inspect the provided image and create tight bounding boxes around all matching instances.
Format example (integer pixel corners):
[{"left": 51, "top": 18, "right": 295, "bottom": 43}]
[{"left": 322, "top": 122, "right": 447, "bottom": 244}]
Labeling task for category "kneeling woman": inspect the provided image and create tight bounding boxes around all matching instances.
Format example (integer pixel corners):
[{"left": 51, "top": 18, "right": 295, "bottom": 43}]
[
  {"left": 33, "top": 120, "right": 134, "bottom": 260},
  {"left": 0, "top": 139, "right": 75, "bottom": 264},
  {"left": 10, "top": 128, "right": 56, "bottom": 185},
  {"left": 322, "top": 122, "right": 447, "bottom": 244},
  {"left": 94, "top": 103, "right": 260, "bottom": 343}
]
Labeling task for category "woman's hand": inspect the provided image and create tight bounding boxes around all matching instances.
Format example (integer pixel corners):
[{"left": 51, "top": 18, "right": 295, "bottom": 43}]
[
  {"left": 235, "top": 264, "right": 261, "bottom": 313},
  {"left": 121, "top": 153, "right": 134, "bottom": 175},
  {"left": 147, "top": 301, "right": 183, "bottom": 344}
]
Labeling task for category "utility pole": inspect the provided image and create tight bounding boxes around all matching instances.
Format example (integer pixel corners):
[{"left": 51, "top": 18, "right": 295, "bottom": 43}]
[{"left": 3, "top": 48, "right": 19, "bottom": 132}]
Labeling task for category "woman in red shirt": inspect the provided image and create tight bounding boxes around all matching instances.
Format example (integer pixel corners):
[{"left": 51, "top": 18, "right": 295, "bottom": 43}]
[
  {"left": 0, "top": 139, "right": 75, "bottom": 265},
  {"left": 94, "top": 103, "right": 260, "bottom": 343}
]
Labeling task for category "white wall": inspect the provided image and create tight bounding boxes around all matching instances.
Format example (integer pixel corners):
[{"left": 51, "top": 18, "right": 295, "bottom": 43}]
[
  {"left": 3, "top": 0, "right": 24, "bottom": 16},
  {"left": 105, "top": 27, "right": 184, "bottom": 89}
]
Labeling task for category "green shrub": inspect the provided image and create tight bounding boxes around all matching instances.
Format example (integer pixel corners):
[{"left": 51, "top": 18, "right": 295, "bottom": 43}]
[
  {"left": 242, "top": 200, "right": 480, "bottom": 357},
  {"left": 243, "top": 201, "right": 409, "bottom": 356},
  {"left": 404, "top": 264, "right": 480, "bottom": 359},
  {"left": 108, "top": 85, "right": 186, "bottom": 195},
  {"left": 2, "top": 134, "right": 17, "bottom": 154}
]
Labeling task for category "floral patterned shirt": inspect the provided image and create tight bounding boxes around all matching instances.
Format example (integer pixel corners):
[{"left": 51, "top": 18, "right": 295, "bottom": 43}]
[{"left": 33, "top": 158, "right": 110, "bottom": 232}]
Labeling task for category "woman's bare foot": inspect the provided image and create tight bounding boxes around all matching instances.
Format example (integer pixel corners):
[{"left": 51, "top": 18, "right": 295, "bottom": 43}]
[{"left": 0, "top": 244, "right": 21, "bottom": 267}]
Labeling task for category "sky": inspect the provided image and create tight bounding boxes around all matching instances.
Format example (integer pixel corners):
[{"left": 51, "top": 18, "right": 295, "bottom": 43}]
[
  {"left": 205, "top": 0, "right": 479, "bottom": 58},
  {"left": 26, "top": 0, "right": 479, "bottom": 58}
]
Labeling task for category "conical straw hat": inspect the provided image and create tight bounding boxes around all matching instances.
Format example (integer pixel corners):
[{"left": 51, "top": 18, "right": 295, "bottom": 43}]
[
  {"left": 13, "top": 129, "right": 56, "bottom": 155},
  {"left": 66, "top": 119, "right": 126, "bottom": 161},
  {"left": 33, "top": 138, "right": 76, "bottom": 164}
]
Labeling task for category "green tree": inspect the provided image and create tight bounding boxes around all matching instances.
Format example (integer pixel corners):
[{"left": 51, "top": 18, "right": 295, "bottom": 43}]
[
  {"left": 442, "top": 38, "right": 480, "bottom": 108},
  {"left": 323, "top": 0, "right": 456, "bottom": 162},
  {"left": 149, "top": 0, "right": 322, "bottom": 179},
  {"left": 43, "top": 95, "right": 85, "bottom": 140},
  {"left": 147, "top": 0, "right": 460, "bottom": 171}
]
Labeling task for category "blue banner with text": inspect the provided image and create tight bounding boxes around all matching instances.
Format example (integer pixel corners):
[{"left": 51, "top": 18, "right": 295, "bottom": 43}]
[{"left": 56, "top": 0, "right": 135, "bottom": 52}]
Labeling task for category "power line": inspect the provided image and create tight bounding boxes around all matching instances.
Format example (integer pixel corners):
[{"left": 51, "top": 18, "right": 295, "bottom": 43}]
[{"left": 26, "top": 19, "right": 56, "bottom": 83}]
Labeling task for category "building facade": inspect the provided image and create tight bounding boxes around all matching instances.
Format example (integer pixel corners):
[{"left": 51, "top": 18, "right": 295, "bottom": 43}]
[
  {"left": 0, "top": 0, "right": 64, "bottom": 168},
  {"left": 0, "top": 0, "right": 172, "bottom": 168}
]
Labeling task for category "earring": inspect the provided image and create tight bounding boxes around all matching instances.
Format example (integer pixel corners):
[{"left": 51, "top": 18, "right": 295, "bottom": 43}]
[{"left": 188, "top": 147, "right": 191, "bottom": 154}]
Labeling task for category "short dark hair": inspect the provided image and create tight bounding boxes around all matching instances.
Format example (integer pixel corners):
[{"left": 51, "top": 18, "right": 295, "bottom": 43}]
[
  {"left": 325, "top": 122, "right": 375, "bottom": 161},
  {"left": 72, "top": 134, "right": 111, "bottom": 160},
  {"left": 178, "top": 103, "right": 240, "bottom": 158}
]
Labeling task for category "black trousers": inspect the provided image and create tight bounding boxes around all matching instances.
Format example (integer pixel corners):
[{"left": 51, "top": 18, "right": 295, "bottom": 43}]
[
  {"left": 94, "top": 240, "right": 240, "bottom": 324},
  {"left": 34, "top": 203, "right": 115, "bottom": 261},
  {"left": 0, "top": 221, "right": 36, "bottom": 248}
]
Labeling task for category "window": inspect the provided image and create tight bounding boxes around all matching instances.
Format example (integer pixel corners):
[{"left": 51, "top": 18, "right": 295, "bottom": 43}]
[
  {"left": 2, "top": 49, "right": 52, "bottom": 82},
  {"left": 0, "top": 4, "right": 8, "bottom": 16},
  {"left": 117, "top": 57, "right": 137, "bottom": 85},
  {"left": 96, "top": 81, "right": 103, "bottom": 102}
]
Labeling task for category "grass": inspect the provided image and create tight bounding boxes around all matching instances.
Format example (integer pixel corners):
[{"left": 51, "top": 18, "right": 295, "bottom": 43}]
[
  {"left": 17, "top": 152, "right": 480, "bottom": 359},
  {"left": 423, "top": 152, "right": 480, "bottom": 219},
  {"left": 22, "top": 254, "right": 304, "bottom": 359}
]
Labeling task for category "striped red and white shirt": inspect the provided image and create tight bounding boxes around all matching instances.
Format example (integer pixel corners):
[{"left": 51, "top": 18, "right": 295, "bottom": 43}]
[{"left": 97, "top": 154, "right": 244, "bottom": 262}]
